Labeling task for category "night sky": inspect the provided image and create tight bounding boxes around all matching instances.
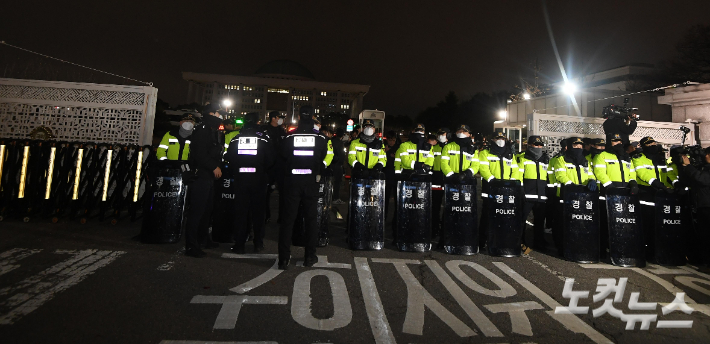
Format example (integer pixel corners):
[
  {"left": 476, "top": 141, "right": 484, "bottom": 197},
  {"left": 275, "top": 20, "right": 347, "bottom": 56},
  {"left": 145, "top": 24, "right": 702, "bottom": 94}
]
[{"left": 2, "top": 0, "right": 709, "bottom": 117}]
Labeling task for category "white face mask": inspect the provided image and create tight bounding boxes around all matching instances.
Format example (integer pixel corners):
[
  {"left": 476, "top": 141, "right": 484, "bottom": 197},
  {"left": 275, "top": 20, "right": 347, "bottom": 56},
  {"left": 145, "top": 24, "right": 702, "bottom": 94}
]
[
  {"left": 277, "top": 118, "right": 284, "bottom": 126},
  {"left": 363, "top": 127, "right": 375, "bottom": 136},
  {"left": 456, "top": 133, "right": 468, "bottom": 139},
  {"left": 495, "top": 139, "right": 506, "bottom": 147},
  {"left": 438, "top": 135, "right": 447, "bottom": 143},
  {"left": 181, "top": 122, "right": 194, "bottom": 131}
]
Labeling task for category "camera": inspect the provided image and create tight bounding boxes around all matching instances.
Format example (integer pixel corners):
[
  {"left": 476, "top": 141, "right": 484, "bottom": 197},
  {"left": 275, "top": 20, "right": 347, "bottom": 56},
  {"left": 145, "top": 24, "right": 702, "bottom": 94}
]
[
  {"left": 680, "top": 126, "right": 691, "bottom": 134},
  {"left": 671, "top": 144, "right": 707, "bottom": 167},
  {"left": 602, "top": 98, "right": 639, "bottom": 120}
]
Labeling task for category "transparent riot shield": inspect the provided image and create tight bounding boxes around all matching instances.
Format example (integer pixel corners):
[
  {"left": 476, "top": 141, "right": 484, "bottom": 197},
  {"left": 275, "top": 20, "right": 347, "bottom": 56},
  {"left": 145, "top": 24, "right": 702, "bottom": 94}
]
[
  {"left": 348, "top": 177, "right": 385, "bottom": 250},
  {"left": 442, "top": 182, "right": 478, "bottom": 255},
  {"left": 605, "top": 187, "right": 644, "bottom": 267},
  {"left": 562, "top": 185, "right": 600, "bottom": 263},
  {"left": 396, "top": 176, "right": 432, "bottom": 252},
  {"left": 654, "top": 192, "right": 685, "bottom": 266},
  {"left": 317, "top": 175, "right": 333, "bottom": 247},
  {"left": 486, "top": 179, "right": 523, "bottom": 257},
  {"left": 211, "top": 175, "right": 238, "bottom": 243},
  {"left": 140, "top": 163, "right": 187, "bottom": 244}
]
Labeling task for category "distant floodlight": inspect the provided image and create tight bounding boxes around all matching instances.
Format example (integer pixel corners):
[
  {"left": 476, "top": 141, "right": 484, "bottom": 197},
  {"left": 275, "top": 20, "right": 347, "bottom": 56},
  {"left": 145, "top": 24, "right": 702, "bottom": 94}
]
[
  {"left": 523, "top": 93, "right": 531, "bottom": 100},
  {"left": 506, "top": 99, "right": 512, "bottom": 104},
  {"left": 222, "top": 99, "right": 233, "bottom": 107},
  {"left": 494, "top": 120, "right": 505, "bottom": 124},
  {"left": 562, "top": 82, "right": 577, "bottom": 95},
  {"left": 498, "top": 110, "right": 507, "bottom": 119}
]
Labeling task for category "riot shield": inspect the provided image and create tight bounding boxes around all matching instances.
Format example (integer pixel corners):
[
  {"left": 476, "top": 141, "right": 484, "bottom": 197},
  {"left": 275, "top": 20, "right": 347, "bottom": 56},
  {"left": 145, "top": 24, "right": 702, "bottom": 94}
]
[
  {"left": 317, "top": 175, "right": 333, "bottom": 247},
  {"left": 348, "top": 177, "right": 385, "bottom": 250},
  {"left": 562, "top": 185, "right": 600, "bottom": 263},
  {"left": 211, "top": 175, "right": 238, "bottom": 243},
  {"left": 442, "top": 182, "right": 478, "bottom": 255},
  {"left": 486, "top": 179, "right": 523, "bottom": 257},
  {"left": 395, "top": 175, "right": 432, "bottom": 252},
  {"left": 654, "top": 192, "right": 685, "bottom": 266},
  {"left": 605, "top": 187, "right": 644, "bottom": 267},
  {"left": 140, "top": 163, "right": 187, "bottom": 243}
]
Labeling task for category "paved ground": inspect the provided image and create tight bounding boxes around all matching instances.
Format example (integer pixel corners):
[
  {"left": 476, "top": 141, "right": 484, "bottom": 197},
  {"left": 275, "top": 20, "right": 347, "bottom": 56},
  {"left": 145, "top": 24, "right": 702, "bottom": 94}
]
[{"left": 1, "top": 188, "right": 710, "bottom": 344}]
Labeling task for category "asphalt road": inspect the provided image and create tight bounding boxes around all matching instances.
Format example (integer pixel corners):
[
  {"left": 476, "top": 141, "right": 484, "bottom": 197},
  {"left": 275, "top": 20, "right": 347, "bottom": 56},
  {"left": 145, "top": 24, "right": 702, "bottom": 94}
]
[{"left": 1, "top": 190, "right": 710, "bottom": 344}]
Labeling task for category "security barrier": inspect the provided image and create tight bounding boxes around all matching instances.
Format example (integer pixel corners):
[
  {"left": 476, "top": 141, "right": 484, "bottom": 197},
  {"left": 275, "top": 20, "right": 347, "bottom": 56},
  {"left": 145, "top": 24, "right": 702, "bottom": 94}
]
[{"left": 0, "top": 138, "right": 152, "bottom": 224}]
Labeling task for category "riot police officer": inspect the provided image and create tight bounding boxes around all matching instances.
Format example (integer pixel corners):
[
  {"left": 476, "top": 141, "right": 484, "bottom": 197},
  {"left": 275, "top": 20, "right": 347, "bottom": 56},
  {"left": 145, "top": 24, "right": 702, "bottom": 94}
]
[
  {"left": 184, "top": 104, "right": 226, "bottom": 258},
  {"left": 431, "top": 128, "right": 450, "bottom": 240},
  {"left": 223, "top": 119, "right": 240, "bottom": 153},
  {"left": 263, "top": 111, "right": 287, "bottom": 223},
  {"left": 278, "top": 105, "right": 328, "bottom": 269},
  {"left": 224, "top": 112, "right": 275, "bottom": 253},
  {"left": 478, "top": 130, "right": 521, "bottom": 250},
  {"left": 156, "top": 113, "right": 195, "bottom": 161},
  {"left": 349, "top": 119, "right": 387, "bottom": 178},
  {"left": 517, "top": 136, "right": 550, "bottom": 252}
]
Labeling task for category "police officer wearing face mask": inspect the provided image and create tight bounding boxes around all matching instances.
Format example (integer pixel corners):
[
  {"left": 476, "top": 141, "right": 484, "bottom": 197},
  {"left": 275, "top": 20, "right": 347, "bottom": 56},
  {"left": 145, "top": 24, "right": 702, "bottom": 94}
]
[
  {"left": 478, "top": 130, "right": 521, "bottom": 250},
  {"left": 184, "top": 103, "right": 227, "bottom": 258},
  {"left": 632, "top": 136, "right": 673, "bottom": 260},
  {"left": 516, "top": 136, "right": 551, "bottom": 252},
  {"left": 431, "top": 128, "right": 450, "bottom": 241},
  {"left": 349, "top": 119, "right": 387, "bottom": 178},
  {"left": 156, "top": 114, "right": 195, "bottom": 161},
  {"left": 224, "top": 112, "right": 275, "bottom": 253},
  {"left": 278, "top": 105, "right": 328, "bottom": 269}
]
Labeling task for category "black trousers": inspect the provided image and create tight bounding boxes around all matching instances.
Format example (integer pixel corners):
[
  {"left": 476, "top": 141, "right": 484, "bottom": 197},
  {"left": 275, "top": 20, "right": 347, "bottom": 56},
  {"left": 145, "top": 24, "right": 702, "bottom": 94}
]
[
  {"left": 638, "top": 186, "right": 655, "bottom": 261},
  {"left": 234, "top": 179, "right": 268, "bottom": 248},
  {"left": 384, "top": 175, "right": 396, "bottom": 221},
  {"left": 279, "top": 175, "right": 318, "bottom": 261},
  {"left": 522, "top": 201, "right": 547, "bottom": 248},
  {"left": 552, "top": 202, "right": 564, "bottom": 254},
  {"left": 332, "top": 166, "right": 343, "bottom": 200},
  {"left": 479, "top": 198, "right": 489, "bottom": 248},
  {"left": 693, "top": 207, "right": 710, "bottom": 266},
  {"left": 185, "top": 176, "right": 214, "bottom": 250}
]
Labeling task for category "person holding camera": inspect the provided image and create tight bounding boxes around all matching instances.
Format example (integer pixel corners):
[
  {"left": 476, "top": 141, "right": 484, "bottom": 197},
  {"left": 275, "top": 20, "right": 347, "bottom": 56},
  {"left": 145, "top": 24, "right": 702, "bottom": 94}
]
[
  {"left": 681, "top": 147, "right": 710, "bottom": 268},
  {"left": 603, "top": 106, "right": 637, "bottom": 147}
]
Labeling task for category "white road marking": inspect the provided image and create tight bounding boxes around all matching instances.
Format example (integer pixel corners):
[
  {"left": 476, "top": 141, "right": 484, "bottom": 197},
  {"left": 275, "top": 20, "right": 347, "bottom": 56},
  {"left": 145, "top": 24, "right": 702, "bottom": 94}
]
[
  {"left": 493, "top": 262, "right": 612, "bottom": 344},
  {"left": 291, "top": 269, "right": 352, "bottom": 330},
  {"left": 296, "top": 255, "right": 351, "bottom": 269},
  {"left": 0, "top": 248, "right": 42, "bottom": 276},
  {"left": 646, "top": 264, "right": 692, "bottom": 275},
  {"left": 444, "top": 260, "right": 516, "bottom": 298},
  {"left": 191, "top": 295, "right": 288, "bottom": 330},
  {"left": 223, "top": 253, "right": 284, "bottom": 294},
  {"left": 424, "top": 260, "right": 503, "bottom": 337},
  {"left": 354, "top": 257, "right": 396, "bottom": 344},
  {"left": 522, "top": 253, "right": 570, "bottom": 282},
  {"left": 0, "top": 250, "right": 125, "bottom": 325},
  {"left": 371, "top": 258, "right": 476, "bottom": 337},
  {"left": 680, "top": 265, "right": 710, "bottom": 280},
  {"left": 484, "top": 301, "right": 544, "bottom": 336},
  {"left": 674, "top": 277, "right": 710, "bottom": 297}
]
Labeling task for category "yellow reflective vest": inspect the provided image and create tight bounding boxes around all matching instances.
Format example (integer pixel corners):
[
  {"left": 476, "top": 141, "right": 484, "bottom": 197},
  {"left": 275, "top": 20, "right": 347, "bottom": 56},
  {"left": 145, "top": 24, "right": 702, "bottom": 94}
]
[
  {"left": 592, "top": 151, "right": 636, "bottom": 187},
  {"left": 440, "top": 141, "right": 479, "bottom": 176},
  {"left": 478, "top": 149, "right": 521, "bottom": 182},
  {"left": 395, "top": 141, "right": 434, "bottom": 173},
  {"left": 156, "top": 131, "right": 190, "bottom": 161},
  {"left": 348, "top": 138, "right": 386, "bottom": 168},
  {"left": 631, "top": 153, "right": 672, "bottom": 188}
]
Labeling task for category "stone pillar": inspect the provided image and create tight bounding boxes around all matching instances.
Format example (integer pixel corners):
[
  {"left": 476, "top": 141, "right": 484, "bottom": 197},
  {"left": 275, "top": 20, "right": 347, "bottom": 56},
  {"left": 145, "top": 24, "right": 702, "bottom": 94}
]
[{"left": 658, "top": 83, "right": 710, "bottom": 147}]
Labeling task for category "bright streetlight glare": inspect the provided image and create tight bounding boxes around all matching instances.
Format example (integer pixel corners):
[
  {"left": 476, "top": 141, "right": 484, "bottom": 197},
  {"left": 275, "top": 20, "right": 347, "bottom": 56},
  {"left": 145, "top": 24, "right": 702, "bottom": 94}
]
[
  {"left": 498, "top": 110, "right": 507, "bottom": 119},
  {"left": 523, "top": 93, "right": 531, "bottom": 100},
  {"left": 562, "top": 82, "right": 577, "bottom": 95},
  {"left": 222, "top": 99, "right": 233, "bottom": 107}
]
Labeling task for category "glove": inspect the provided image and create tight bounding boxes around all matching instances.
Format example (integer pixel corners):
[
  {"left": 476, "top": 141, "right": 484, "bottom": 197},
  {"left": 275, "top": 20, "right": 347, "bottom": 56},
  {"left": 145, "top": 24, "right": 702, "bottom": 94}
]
[
  {"left": 456, "top": 173, "right": 466, "bottom": 183},
  {"left": 413, "top": 161, "right": 424, "bottom": 171},
  {"left": 587, "top": 180, "right": 598, "bottom": 192},
  {"left": 373, "top": 163, "right": 383, "bottom": 173},
  {"left": 423, "top": 165, "right": 431, "bottom": 173},
  {"left": 651, "top": 180, "right": 666, "bottom": 191},
  {"left": 353, "top": 162, "right": 366, "bottom": 173},
  {"left": 628, "top": 180, "right": 639, "bottom": 195},
  {"left": 463, "top": 169, "right": 474, "bottom": 179}
]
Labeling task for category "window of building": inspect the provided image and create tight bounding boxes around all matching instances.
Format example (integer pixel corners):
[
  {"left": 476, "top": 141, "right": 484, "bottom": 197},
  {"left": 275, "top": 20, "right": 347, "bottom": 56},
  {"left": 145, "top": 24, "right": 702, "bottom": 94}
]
[
  {"left": 243, "top": 86, "right": 253, "bottom": 91},
  {"left": 292, "top": 96, "right": 309, "bottom": 101},
  {"left": 315, "top": 108, "right": 320, "bottom": 114},
  {"left": 225, "top": 85, "right": 240, "bottom": 90},
  {"left": 341, "top": 104, "right": 350, "bottom": 109},
  {"left": 268, "top": 88, "right": 289, "bottom": 93},
  {"left": 321, "top": 91, "right": 327, "bottom": 96},
  {"left": 241, "top": 111, "right": 248, "bottom": 115},
  {"left": 254, "top": 99, "right": 261, "bottom": 103},
  {"left": 327, "top": 92, "right": 337, "bottom": 97}
]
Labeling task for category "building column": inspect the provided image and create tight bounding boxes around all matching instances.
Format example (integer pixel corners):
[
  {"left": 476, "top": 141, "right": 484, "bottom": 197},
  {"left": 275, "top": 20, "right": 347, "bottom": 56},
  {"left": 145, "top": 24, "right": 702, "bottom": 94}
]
[{"left": 658, "top": 83, "right": 710, "bottom": 147}]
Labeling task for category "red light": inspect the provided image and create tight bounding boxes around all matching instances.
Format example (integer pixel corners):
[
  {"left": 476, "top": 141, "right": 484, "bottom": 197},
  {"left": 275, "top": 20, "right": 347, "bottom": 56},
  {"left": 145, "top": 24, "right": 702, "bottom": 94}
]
[
  {"left": 347, "top": 119, "right": 354, "bottom": 125},
  {"left": 218, "top": 124, "right": 224, "bottom": 131},
  {"left": 288, "top": 126, "right": 297, "bottom": 132},
  {"left": 378, "top": 132, "right": 382, "bottom": 137}
]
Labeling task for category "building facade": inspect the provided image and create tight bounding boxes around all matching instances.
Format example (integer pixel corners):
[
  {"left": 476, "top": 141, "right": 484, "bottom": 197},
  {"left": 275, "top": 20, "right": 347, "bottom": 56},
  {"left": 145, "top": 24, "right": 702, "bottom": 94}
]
[{"left": 183, "top": 60, "right": 370, "bottom": 123}]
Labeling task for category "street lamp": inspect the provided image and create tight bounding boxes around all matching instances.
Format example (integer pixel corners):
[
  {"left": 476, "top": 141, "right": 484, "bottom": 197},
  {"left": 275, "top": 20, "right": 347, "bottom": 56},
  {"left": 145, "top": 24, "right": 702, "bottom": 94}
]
[
  {"left": 222, "top": 99, "right": 233, "bottom": 108},
  {"left": 523, "top": 93, "right": 531, "bottom": 100},
  {"left": 562, "top": 82, "right": 577, "bottom": 95},
  {"left": 498, "top": 110, "right": 507, "bottom": 120}
]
